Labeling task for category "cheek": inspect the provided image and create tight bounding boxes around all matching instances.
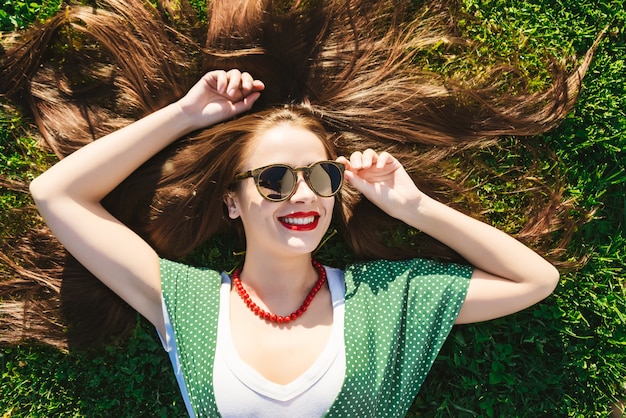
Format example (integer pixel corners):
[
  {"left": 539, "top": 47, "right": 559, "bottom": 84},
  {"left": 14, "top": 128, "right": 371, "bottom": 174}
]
[
  {"left": 235, "top": 181, "right": 260, "bottom": 205},
  {"left": 323, "top": 197, "right": 336, "bottom": 218},
  {"left": 242, "top": 185, "right": 267, "bottom": 210},
  {"left": 235, "top": 185, "right": 272, "bottom": 222}
]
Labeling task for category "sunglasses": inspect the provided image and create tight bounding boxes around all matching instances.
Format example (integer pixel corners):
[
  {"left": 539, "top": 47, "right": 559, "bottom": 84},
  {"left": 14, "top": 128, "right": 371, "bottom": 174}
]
[{"left": 234, "top": 161, "right": 345, "bottom": 202}]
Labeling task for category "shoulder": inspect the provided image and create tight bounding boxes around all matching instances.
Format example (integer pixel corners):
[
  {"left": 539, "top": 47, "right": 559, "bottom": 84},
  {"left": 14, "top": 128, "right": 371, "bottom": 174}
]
[
  {"left": 341, "top": 258, "right": 472, "bottom": 301},
  {"left": 345, "top": 258, "right": 473, "bottom": 281},
  {"left": 159, "top": 258, "right": 223, "bottom": 292},
  {"left": 159, "top": 258, "right": 222, "bottom": 275},
  {"left": 159, "top": 258, "right": 223, "bottom": 332}
]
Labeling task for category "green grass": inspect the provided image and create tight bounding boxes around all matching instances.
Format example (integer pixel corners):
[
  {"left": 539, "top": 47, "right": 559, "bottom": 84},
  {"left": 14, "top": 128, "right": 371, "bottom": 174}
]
[
  {"left": 1, "top": 322, "right": 185, "bottom": 417},
  {"left": 1, "top": 0, "right": 625, "bottom": 417},
  {"left": 0, "top": 0, "right": 61, "bottom": 30}
]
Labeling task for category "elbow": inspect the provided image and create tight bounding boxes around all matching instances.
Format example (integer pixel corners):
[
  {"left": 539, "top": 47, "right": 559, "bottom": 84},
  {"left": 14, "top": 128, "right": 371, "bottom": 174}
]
[
  {"left": 538, "top": 264, "right": 560, "bottom": 300},
  {"left": 29, "top": 175, "right": 45, "bottom": 203},
  {"left": 547, "top": 263, "right": 560, "bottom": 292},
  {"left": 29, "top": 175, "right": 50, "bottom": 205},
  {"left": 29, "top": 174, "right": 62, "bottom": 208}
]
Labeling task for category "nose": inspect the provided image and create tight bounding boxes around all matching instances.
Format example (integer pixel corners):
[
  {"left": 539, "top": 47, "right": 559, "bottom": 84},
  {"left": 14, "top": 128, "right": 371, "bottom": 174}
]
[{"left": 289, "top": 173, "right": 316, "bottom": 202}]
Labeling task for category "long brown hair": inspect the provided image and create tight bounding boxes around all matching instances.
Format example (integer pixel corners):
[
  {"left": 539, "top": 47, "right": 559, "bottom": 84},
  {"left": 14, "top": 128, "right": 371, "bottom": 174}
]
[{"left": 0, "top": 0, "right": 600, "bottom": 347}]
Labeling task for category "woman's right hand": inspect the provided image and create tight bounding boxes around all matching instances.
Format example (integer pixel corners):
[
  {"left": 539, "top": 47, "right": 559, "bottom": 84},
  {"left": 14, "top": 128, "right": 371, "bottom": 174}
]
[
  {"left": 30, "top": 69, "right": 263, "bottom": 338},
  {"left": 177, "top": 69, "right": 265, "bottom": 130}
]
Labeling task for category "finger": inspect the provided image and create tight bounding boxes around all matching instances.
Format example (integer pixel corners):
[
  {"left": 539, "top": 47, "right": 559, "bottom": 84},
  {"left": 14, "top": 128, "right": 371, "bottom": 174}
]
[
  {"left": 241, "top": 72, "right": 254, "bottom": 92},
  {"left": 226, "top": 69, "right": 243, "bottom": 96},
  {"left": 336, "top": 156, "right": 350, "bottom": 167},
  {"left": 349, "top": 151, "right": 364, "bottom": 169},
  {"left": 376, "top": 151, "right": 394, "bottom": 168},
  {"left": 242, "top": 74, "right": 266, "bottom": 96},
  {"left": 212, "top": 70, "right": 229, "bottom": 94},
  {"left": 234, "top": 91, "right": 262, "bottom": 112},
  {"left": 362, "top": 149, "right": 378, "bottom": 169},
  {"left": 336, "top": 157, "right": 351, "bottom": 177},
  {"left": 342, "top": 166, "right": 371, "bottom": 194},
  {"left": 252, "top": 79, "right": 266, "bottom": 92},
  {"left": 203, "top": 70, "right": 222, "bottom": 92}
]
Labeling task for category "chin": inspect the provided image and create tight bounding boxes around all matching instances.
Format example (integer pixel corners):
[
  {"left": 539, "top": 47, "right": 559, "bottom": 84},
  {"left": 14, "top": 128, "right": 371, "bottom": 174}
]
[
  {"left": 286, "top": 242, "right": 322, "bottom": 253},
  {"left": 284, "top": 237, "right": 324, "bottom": 254}
]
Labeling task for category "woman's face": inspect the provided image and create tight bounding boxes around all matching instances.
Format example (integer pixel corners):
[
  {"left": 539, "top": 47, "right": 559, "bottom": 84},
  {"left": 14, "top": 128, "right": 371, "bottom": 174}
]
[{"left": 227, "top": 124, "right": 336, "bottom": 257}]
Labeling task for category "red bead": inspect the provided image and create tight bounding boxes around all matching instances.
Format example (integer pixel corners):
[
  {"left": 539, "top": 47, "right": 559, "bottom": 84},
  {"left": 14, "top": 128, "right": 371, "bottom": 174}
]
[{"left": 232, "top": 260, "right": 326, "bottom": 324}]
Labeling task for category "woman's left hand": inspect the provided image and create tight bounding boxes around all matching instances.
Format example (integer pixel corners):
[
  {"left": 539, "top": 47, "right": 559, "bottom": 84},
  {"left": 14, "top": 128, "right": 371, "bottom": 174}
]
[
  {"left": 337, "top": 149, "right": 423, "bottom": 220},
  {"left": 339, "top": 150, "right": 559, "bottom": 325}
]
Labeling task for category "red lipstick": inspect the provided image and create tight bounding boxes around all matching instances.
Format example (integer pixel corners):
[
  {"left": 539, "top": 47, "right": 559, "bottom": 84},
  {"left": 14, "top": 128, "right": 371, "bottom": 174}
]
[{"left": 278, "top": 212, "right": 320, "bottom": 231}]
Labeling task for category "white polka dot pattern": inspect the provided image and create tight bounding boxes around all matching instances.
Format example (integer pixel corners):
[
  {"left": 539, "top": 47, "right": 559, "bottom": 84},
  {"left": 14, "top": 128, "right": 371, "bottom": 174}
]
[
  {"left": 160, "top": 259, "right": 222, "bottom": 417},
  {"left": 325, "top": 258, "right": 471, "bottom": 417},
  {"left": 160, "top": 258, "right": 471, "bottom": 417}
]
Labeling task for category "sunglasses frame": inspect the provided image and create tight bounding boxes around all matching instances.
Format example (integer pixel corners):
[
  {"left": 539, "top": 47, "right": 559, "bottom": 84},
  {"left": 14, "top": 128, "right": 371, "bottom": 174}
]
[{"left": 234, "top": 160, "right": 345, "bottom": 202}]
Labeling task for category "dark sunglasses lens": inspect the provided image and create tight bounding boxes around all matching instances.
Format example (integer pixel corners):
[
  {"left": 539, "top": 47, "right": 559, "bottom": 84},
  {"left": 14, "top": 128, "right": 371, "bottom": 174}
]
[
  {"left": 257, "top": 166, "right": 294, "bottom": 201},
  {"left": 310, "top": 163, "right": 343, "bottom": 196}
]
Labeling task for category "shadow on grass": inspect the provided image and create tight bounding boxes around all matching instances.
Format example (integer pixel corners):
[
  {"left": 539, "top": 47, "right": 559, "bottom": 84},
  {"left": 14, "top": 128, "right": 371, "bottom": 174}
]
[{"left": 1, "top": 320, "right": 187, "bottom": 417}]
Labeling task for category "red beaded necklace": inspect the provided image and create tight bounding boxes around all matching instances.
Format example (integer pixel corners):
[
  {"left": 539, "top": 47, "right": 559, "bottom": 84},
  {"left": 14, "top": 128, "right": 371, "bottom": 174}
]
[{"left": 232, "top": 259, "right": 327, "bottom": 324}]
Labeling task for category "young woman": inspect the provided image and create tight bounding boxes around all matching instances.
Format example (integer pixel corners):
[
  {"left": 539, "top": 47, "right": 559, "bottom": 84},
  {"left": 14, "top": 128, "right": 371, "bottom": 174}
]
[
  {"left": 0, "top": 0, "right": 598, "bottom": 415},
  {"left": 27, "top": 68, "right": 559, "bottom": 416}
]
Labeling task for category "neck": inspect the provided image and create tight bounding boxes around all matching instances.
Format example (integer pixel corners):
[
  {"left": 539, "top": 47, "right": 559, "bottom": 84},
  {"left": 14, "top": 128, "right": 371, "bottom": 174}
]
[{"left": 237, "top": 251, "right": 317, "bottom": 299}]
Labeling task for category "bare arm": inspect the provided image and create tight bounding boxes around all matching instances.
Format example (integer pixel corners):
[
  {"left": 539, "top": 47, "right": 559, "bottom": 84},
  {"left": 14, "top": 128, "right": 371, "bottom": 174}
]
[
  {"left": 339, "top": 149, "right": 559, "bottom": 324},
  {"left": 30, "top": 70, "right": 264, "bottom": 336}
]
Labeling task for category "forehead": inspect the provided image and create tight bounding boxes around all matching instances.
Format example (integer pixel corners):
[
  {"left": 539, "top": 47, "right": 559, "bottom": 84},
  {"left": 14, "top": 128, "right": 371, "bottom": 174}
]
[{"left": 243, "top": 124, "right": 329, "bottom": 168}]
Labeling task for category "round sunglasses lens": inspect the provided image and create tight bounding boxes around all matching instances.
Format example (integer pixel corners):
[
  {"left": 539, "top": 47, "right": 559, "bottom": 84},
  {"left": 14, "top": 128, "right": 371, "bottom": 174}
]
[
  {"left": 310, "top": 163, "right": 342, "bottom": 196},
  {"left": 257, "top": 166, "right": 294, "bottom": 201}
]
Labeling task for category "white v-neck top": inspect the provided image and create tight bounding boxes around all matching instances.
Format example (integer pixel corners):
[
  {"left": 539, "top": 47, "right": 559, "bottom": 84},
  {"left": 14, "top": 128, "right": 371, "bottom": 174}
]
[
  {"left": 213, "top": 267, "right": 346, "bottom": 416},
  {"left": 160, "top": 258, "right": 471, "bottom": 417}
]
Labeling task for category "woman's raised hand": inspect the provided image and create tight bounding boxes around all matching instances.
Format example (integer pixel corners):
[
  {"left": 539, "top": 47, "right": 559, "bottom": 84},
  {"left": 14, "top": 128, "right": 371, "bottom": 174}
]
[
  {"left": 339, "top": 149, "right": 560, "bottom": 324},
  {"left": 338, "top": 149, "right": 423, "bottom": 221},
  {"left": 177, "top": 69, "right": 265, "bottom": 130},
  {"left": 29, "top": 70, "right": 263, "bottom": 337}
]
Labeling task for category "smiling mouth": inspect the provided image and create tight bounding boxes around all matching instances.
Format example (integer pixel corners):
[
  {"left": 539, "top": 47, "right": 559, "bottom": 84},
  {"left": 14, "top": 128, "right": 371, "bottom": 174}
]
[{"left": 278, "top": 213, "right": 320, "bottom": 231}]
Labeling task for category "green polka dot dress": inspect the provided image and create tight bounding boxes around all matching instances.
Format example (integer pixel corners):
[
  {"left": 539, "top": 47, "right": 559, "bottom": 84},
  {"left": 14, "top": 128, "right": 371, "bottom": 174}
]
[{"left": 160, "top": 258, "right": 471, "bottom": 417}]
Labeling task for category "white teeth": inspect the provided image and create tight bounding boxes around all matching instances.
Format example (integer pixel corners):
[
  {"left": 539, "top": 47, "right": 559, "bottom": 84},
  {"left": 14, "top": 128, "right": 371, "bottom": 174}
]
[{"left": 282, "top": 216, "right": 315, "bottom": 225}]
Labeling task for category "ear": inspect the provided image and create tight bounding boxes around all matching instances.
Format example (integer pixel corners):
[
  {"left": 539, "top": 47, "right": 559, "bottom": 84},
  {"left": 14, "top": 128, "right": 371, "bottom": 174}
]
[{"left": 224, "top": 193, "right": 240, "bottom": 219}]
